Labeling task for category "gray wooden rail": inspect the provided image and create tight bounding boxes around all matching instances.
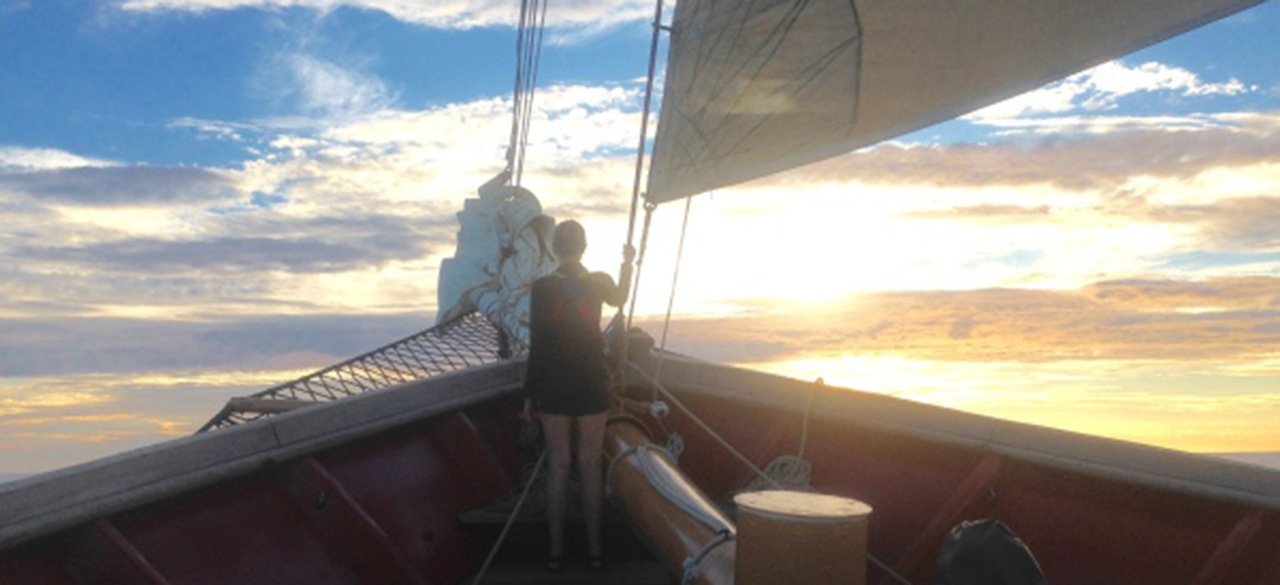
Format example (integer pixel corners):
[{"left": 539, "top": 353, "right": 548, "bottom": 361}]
[{"left": 0, "top": 360, "right": 525, "bottom": 550}]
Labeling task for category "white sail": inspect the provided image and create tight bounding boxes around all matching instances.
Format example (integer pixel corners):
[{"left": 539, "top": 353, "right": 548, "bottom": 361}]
[
  {"left": 437, "top": 175, "right": 557, "bottom": 347},
  {"left": 646, "top": 0, "right": 1264, "bottom": 203}
]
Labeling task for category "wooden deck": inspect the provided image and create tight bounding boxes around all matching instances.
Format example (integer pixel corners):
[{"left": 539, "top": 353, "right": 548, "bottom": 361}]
[{"left": 473, "top": 561, "right": 673, "bottom": 585}]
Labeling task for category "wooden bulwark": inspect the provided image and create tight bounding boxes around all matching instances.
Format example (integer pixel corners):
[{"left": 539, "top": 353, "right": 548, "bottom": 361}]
[{"left": 0, "top": 360, "right": 525, "bottom": 551}]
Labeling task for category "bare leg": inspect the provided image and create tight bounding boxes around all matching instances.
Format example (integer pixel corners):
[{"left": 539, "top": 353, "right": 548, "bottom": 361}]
[
  {"left": 576, "top": 411, "right": 609, "bottom": 559},
  {"left": 541, "top": 414, "right": 572, "bottom": 561}
]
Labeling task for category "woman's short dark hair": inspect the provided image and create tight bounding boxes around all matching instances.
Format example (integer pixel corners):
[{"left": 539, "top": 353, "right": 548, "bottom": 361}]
[{"left": 552, "top": 220, "right": 587, "bottom": 260}]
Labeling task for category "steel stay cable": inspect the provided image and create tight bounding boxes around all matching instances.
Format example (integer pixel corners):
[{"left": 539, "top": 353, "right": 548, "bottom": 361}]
[
  {"left": 614, "top": 0, "right": 667, "bottom": 399},
  {"left": 514, "top": 0, "right": 548, "bottom": 185},
  {"left": 507, "top": 0, "right": 532, "bottom": 171},
  {"left": 653, "top": 195, "right": 694, "bottom": 390},
  {"left": 507, "top": 0, "right": 547, "bottom": 186},
  {"left": 621, "top": 0, "right": 666, "bottom": 290}
]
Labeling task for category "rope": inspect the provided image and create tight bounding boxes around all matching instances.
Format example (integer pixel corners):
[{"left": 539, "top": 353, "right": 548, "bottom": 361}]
[
  {"left": 615, "top": 0, "right": 665, "bottom": 408},
  {"left": 627, "top": 363, "right": 919, "bottom": 585},
  {"left": 653, "top": 195, "right": 694, "bottom": 390},
  {"left": 626, "top": 200, "right": 658, "bottom": 331},
  {"left": 507, "top": 0, "right": 549, "bottom": 186},
  {"left": 747, "top": 455, "right": 812, "bottom": 492},
  {"left": 747, "top": 384, "right": 817, "bottom": 490},
  {"left": 663, "top": 431, "right": 685, "bottom": 463},
  {"left": 871, "top": 555, "right": 918, "bottom": 585},
  {"left": 623, "top": 0, "right": 667, "bottom": 255},
  {"left": 799, "top": 384, "right": 815, "bottom": 458},
  {"left": 470, "top": 450, "right": 547, "bottom": 585},
  {"left": 682, "top": 529, "right": 734, "bottom": 585},
  {"left": 627, "top": 363, "right": 782, "bottom": 490}
]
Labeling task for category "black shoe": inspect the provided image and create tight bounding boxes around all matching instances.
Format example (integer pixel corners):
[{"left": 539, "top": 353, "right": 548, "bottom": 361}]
[
  {"left": 545, "top": 556, "right": 564, "bottom": 573},
  {"left": 588, "top": 554, "right": 606, "bottom": 570}
]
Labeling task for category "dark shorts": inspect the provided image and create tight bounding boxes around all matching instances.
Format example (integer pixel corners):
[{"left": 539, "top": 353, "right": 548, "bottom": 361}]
[{"left": 534, "top": 381, "right": 611, "bottom": 416}]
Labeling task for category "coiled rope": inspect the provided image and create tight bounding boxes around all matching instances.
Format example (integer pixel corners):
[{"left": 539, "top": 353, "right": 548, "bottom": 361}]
[
  {"left": 747, "top": 386, "right": 815, "bottom": 492},
  {"left": 626, "top": 363, "right": 917, "bottom": 585}
]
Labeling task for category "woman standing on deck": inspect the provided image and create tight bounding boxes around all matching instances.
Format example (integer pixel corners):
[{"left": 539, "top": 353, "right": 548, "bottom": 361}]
[{"left": 523, "top": 219, "right": 634, "bottom": 570}]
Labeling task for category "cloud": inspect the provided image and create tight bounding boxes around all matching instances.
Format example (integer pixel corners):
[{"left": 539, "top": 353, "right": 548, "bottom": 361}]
[
  {"left": 0, "top": 81, "right": 653, "bottom": 332},
  {"left": 0, "top": 165, "right": 238, "bottom": 208},
  {"left": 168, "top": 118, "right": 259, "bottom": 142},
  {"left": 0, "top": 312, "right": 431, "bottom": 377},
  {"left": 906, "top": 204, "right": 1053, "bottom": 223},
  {"left": 252, "top": 51, "right": 397, "bottom": 121},
  {"left": 650, "top": 276, "right": 1280, "bottom": 365},
  {"left": 1083, "top": 277, "right": 1280, "bottom": 313},
  {"left": 760, "top": 112, "right": 1280, "bottom": 193},
  {"left": 1145, "top": 196, "right": 1280, "bottom": 250},
  {"left": 0, "top": 371, "right": 275, "bottom": 473},
  {"left": 970, "top": 60, "right": 1254, "bottom": 122},
  {"left": 0, "top": 147, "right": 117, "bottom": 172},
  {"left": 19, "top": 231, "right": 432, "bottom": 276},
  {"left": 116, "top": 0, "right": 653, "bottom": 30}
]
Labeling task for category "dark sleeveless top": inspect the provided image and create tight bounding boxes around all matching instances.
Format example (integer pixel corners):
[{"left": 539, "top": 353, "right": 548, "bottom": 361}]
[{"left": 524, "top": 262, "right": 623, "bottom": 416}]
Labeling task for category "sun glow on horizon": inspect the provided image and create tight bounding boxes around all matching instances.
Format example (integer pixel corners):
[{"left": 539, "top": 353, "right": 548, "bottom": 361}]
[{"left": 742, "top": 353, "right": 1280, "bottom": 453}]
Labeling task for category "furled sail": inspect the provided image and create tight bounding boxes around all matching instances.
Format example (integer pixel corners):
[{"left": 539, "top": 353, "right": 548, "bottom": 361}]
[{"left": 645, "top": 0, "right": 1263, "bottom": 203}]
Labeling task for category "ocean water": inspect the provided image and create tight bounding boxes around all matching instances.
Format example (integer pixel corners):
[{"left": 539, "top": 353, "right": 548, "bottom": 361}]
[{"left": 1212, "top": 452, "right": 1280, "bottom": 471}]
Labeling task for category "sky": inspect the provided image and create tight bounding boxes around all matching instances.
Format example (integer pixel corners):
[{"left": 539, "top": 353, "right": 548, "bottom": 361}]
[{"left": 1, "top": 0, "right": 1278, "bottom": 476}]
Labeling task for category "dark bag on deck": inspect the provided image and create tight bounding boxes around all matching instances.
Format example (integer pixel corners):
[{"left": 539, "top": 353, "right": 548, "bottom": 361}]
[{"left": 934, "top": 519, "right": 1048, "bottom": 585}]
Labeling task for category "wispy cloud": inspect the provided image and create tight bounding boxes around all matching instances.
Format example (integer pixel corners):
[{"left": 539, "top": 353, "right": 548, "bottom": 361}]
[
  {"left": 253, "top": 51, "right": 397, "bottom": 122},
  {"left": 169, "top": 118, "right": 259, "bottom": 142},
  {"left": 969, "top": 60, "right": 1254, "bottom": 123},
  {"left": 0, "top": 147, "right": 117, "bottom": 171}
]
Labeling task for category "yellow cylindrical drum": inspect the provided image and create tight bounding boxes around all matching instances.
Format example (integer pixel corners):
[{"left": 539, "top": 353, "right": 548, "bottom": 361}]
[{"left": 734, "top": 490, "right": 873, "bottom": 585}]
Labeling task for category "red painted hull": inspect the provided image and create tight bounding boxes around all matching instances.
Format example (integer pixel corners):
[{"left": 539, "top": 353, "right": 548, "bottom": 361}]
[
  {"left": 630, "top": 367, "right": 1280, "bottom": 585},
  {"left": 2, "top": 357, "right": 1277, "bottom": 584}
]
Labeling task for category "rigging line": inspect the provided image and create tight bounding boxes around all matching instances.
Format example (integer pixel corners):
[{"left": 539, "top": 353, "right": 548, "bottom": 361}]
[
  {"left": 507, "top": 0, "right": 546, "bottom": 186},
  {"left": 623, "top": 0, "right": 667, "bottom": 256},
  {"left": 615, "top": 0, "right": 667, "bottom": 398},
  {"left": 625, "top": 201, "right": 658, "bottom": 331},
  {"left": 515, "top": 0, "right": 549, "bottom": 186},
  {"left": 507, "top": 0, "right": 532, "bottom": 172},
  {"left": 516, "top": 0, "right": 535, "bottom": 182},
  {"left": 470, "top": 450, "right": 547, "bottom": 585},
  {"left": 627, "top": 361, "right": 919, "bottom": 585},
  {"left": 627, "top": 362, "right": 781, "bottom": 490},
  {"left": 653, "top": 194, "right": 694, "bottom": 388}
]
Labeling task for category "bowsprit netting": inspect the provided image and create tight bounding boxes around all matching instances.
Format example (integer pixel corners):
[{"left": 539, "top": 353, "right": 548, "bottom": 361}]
[{"left": 197, "top": 312, "right": 520, "bottom": 432}]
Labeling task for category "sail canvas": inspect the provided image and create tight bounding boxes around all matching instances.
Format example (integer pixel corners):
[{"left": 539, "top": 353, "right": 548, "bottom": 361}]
[{"left": 645, "top": 0, "right": 1265, "bottom": 203}]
